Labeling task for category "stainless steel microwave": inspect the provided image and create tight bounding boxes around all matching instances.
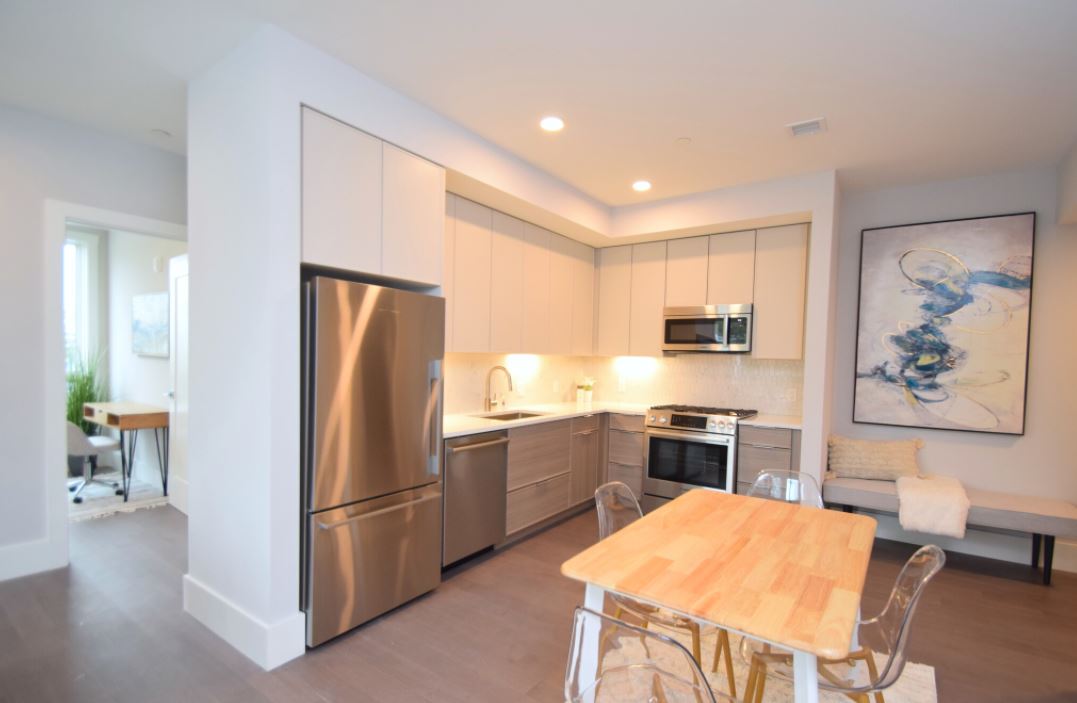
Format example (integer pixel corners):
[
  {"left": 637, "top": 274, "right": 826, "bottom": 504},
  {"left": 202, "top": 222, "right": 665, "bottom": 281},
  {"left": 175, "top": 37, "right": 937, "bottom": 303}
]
[{"left": 662, "top": 304, "right": 753, "bottom": 353}]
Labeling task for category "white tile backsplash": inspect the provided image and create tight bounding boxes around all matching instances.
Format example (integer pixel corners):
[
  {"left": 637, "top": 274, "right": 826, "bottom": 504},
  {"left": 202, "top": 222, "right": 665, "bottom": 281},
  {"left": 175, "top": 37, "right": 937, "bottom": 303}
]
[{"left": 444, "top": 352, "right": 803, "bottom": 416}]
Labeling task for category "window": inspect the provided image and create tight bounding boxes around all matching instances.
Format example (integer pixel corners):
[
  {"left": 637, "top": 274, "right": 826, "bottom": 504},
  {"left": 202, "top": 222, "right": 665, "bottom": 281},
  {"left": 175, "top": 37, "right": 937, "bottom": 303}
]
[{"left": 62, "top": 226, "right": 103, "bottom": 371}]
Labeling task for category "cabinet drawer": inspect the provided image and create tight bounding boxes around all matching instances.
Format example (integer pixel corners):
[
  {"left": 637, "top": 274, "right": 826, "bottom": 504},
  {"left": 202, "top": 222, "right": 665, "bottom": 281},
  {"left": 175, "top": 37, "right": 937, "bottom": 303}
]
[
  {"left": 507, "top": 420, "right": 571, "bottom": 491},
  {"left": 608, "top": 429, "right": 644, "bottom": 467},
  {"left": 607, "top": 463, "right": 643, "bottom": 499},
  {"left": 571, "top": 414, "right": 600, "bottom": 434},
  {"left": 736, "top": 444, "right": 792, "bottom": 485},
  {"left": 609, "top": 414, "right": 644, "bottom": 433},
  {"left": 739, "top": 425, "right": 793, "bottom": 449},
  {"left": 506, "top": 473, "right": 570, "bottom": 534}
]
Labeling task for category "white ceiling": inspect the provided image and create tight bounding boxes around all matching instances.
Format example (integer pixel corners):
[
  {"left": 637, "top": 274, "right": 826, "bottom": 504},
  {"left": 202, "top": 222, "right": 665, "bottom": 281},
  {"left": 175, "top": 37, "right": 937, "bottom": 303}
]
[{"left": 2, "top": 1, "right": 1076, "bottom": 205}]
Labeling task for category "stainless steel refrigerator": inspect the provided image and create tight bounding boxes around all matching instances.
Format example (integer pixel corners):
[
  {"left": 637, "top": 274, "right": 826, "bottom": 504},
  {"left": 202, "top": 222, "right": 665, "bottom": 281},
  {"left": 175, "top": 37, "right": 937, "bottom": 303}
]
[{"left": 301, "top": 276, "right": 444, "bottom": 647}]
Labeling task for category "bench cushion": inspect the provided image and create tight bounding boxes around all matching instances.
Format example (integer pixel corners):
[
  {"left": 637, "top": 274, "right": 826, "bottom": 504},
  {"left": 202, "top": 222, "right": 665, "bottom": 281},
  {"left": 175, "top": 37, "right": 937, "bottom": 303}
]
[{"left": 824, "top": 477, "right": 1077, "bottom": 539}]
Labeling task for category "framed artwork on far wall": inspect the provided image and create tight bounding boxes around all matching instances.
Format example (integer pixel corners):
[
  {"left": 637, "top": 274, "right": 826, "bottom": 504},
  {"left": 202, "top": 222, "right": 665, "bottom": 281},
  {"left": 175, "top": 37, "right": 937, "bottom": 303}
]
[
  {"left": 132, "top": 291, "right": 170, "bottom": 358},
  {"left": 853, "top": 212, "right": 1035, "bottom": 435}
]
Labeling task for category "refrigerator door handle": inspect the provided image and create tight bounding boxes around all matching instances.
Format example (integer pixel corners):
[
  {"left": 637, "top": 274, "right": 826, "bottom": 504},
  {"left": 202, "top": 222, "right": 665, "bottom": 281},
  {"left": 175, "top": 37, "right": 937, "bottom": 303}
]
[
  {"left": 425, "top": 359, "right": 443, "bottom": 477},
  {"left": 316, "top": 492, "right": 442, "bottom": 530}
]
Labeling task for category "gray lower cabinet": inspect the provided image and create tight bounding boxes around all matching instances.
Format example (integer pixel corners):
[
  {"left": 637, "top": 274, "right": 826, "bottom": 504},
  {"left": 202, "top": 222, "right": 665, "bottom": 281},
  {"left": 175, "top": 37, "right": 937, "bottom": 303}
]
[
  {"left": 607, "top": 414, "right": 645, "bottom": 499},
  {"left": 736, "top": 425, "right": 801, "bottom": 494},
  {"left": 570, "top": 415, "right": 602, "bottom": 506},
  {"left": 506, "top": 420, "right": 571, "bottom": 536}
]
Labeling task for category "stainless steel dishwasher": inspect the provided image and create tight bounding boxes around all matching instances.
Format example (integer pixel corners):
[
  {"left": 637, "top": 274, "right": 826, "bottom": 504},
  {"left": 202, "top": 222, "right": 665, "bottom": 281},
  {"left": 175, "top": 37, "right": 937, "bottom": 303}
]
[{"left": 443, "top": 431, "right": 508, "bottom": 566}]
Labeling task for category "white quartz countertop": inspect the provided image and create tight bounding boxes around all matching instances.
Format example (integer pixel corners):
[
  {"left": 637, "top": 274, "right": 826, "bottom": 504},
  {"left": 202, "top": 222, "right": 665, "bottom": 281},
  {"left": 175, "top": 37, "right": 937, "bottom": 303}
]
[
  {"left": 739, "top": 414, "right": 803, "bottom": 430},
  {"left": 443, "top": 401, "right": 651, "bottom": 438}
]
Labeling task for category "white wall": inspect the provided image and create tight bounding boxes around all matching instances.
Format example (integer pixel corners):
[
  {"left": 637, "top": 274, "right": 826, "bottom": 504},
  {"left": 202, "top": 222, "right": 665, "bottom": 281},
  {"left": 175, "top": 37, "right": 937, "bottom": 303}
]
[
  {"left": 106, "top": 229, "right": 187, "bottom": 485},
  {"left": 833, "top": 167, "right": 1077, "bottom": 564},
  {"left": 1059, "top": 140, "right": 1077, "bottom": 225},
  {"left": 0, "top": 102, "right": 186, "bottom": 582}
]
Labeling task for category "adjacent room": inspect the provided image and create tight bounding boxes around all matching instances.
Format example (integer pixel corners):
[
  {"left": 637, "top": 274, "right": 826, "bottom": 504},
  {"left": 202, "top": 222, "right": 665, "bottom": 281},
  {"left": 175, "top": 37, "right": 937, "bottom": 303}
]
[{"left": 1, "top": 2, "right": 1075, "bottom": 702}]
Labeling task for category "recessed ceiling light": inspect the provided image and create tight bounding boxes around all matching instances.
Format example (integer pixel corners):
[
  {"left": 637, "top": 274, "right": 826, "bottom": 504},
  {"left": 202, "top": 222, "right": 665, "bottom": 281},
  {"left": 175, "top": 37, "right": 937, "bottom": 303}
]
[
  {"left": 540, "top": 116, "right": 564, "bottom": 132},
  {"left": 632, "top": 180, "right": 652, "bottom": 192},
  {"left": 675, "top": 137, "right": 692, "bottom": 145},
  {"left": 150, "top": 128, "right": 173, "bottom": 138}
]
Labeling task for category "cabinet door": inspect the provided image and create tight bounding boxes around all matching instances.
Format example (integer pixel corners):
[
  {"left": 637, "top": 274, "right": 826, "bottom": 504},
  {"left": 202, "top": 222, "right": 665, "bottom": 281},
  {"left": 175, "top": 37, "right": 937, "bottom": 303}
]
[
  {"left": 452, "top": 198, "right": 492, "bottom": 352},
  {"left": 507, "top": 420, "right": 572, "bottom": 491},
  {"left": 301, "top": 108, "right": 382, "bottom": 273},
  {"left": 570, "top": 428, "right": 600, "bottom": 505},
  {"left": 707, "top": 230, "right": 756, "bottom": 304},
  {"left": 665, "top": 236, "right": 708, "bottom": 306},
  {"left": 548, "top": 233, "right": 575, "bottom": 355},
  {"left": 443, "top": 195, "right": 456, "bottom": 351},
  {"left": 607, "top": 463, "right": 643, "bottom": 499},
  {"left": 629, "top": 241, "right": 667, "bottom": 357},
  {"left": 521, "top": 223, "right": 551, "bottom": 353},
  {"left": 569, "top": 240, "right": 595, "bottom": 356},
  {"left": 506, "top": 473, "right": 570, "bottom": 535},
  {"left": 753, "top": 224, "right": 808, "bottom": 359},
  {"left": 490, "top": 211, "right": 525, "bottom": 352},
  {"left": 381, "top": 143, "right": 445, "bottom": 286},
  {"left": 595, "top": 246, "right": 632, "bottom": 356}
]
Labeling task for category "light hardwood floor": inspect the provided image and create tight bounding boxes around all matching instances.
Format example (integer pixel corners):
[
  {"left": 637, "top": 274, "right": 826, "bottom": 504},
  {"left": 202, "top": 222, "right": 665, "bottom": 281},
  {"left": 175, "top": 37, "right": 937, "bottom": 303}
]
[{"left": 0, "top": 506, "right": 1074, "bottom": 702}]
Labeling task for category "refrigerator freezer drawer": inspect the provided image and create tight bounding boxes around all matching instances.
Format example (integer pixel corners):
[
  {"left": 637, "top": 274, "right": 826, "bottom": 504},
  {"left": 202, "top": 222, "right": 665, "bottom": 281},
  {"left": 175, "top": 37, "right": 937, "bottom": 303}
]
[{"left": 305, "top": 484, "right": 442, "bottom": 647}]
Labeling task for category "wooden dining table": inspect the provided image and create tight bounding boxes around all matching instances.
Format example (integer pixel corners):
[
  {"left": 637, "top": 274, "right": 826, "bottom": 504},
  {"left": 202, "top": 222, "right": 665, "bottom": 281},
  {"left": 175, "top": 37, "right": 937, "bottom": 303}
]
[{"left": 561, "top": 489, "right": 877, "bottom": 703}]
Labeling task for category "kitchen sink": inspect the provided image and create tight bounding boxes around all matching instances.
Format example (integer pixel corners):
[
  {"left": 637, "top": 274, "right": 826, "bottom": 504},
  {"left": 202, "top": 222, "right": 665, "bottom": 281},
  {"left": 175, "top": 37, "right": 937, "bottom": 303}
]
[{"left": 476, "top": 411, "right": 546, "bottom": 421}]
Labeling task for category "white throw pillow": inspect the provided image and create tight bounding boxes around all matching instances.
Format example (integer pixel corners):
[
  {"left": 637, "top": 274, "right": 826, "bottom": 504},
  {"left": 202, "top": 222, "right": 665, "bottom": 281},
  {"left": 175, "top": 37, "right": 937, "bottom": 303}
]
[{"left": 828, "top": 435, "right": 923, "bottom": 481}]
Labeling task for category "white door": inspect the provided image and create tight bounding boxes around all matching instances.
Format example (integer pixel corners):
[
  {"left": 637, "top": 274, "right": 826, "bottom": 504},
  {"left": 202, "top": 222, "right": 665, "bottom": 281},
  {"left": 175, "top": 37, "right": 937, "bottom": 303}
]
[{"left": 168, "top": 255, "right": 189, "bottom": 514}]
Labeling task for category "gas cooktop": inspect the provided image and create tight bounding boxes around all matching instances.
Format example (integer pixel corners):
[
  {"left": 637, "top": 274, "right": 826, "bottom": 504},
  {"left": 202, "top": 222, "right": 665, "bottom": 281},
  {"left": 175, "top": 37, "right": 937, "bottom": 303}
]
[{"left": 649, "top": 404, "right": 758, "bottom": 417}]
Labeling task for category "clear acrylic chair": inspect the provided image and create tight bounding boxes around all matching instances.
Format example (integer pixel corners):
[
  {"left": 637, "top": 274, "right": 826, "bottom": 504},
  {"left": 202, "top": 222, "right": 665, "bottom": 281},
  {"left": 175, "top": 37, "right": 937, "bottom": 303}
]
[
  {"left": 564, "top": 607, "right": 736, "bottom": 703},
  {"left": 747, "top": 469, "right": 825, "bottom": 508},
  {"left": 742, "top": 545, "right": 947, "bottom": 703},
  {"left": 593, "top": 482, "right": 737, "bottom": 698}
]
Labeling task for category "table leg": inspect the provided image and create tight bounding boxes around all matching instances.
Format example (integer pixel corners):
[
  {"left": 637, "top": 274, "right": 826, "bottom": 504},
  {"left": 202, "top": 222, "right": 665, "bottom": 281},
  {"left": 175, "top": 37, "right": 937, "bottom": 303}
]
[
  {"left": 580, "top": 583, "right": 605, "bottom": 695},
  {"left": 793, "top": 650, "right": 819, "bottom": 703},
  {"left": 119, "top": 430, "right": 129, "bottom": 502},
  {"left": 129, "top": 429, "right": 139, "bottom": 499},
  {"left": 153, "top": 427, "right": 169, "bottom": 496}
]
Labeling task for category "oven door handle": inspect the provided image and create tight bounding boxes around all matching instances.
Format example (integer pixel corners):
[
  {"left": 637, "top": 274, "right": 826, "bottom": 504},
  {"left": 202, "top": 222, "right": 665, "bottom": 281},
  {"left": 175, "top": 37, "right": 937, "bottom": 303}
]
[{"left": 645, "top": 428, "right": 735, "bottom": 446}]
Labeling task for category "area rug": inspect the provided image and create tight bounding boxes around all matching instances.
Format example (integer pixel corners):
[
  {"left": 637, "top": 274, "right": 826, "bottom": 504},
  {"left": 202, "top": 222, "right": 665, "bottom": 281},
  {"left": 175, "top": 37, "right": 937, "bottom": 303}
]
[
  {"left": 67, "top": 469, "right": 169, "bottom": 521},
  {"left": 617, "top": 623, "right": 937, "bottom": 702}
]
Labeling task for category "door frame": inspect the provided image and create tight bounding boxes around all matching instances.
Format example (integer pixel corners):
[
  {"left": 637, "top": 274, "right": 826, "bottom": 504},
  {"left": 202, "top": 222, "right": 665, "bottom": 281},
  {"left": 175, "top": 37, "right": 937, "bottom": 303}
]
[
  {"left": 43, "top": 200, "right": 186, "bottom": 570},
  {"left": 167, "top": 254, "right": 189, "bottom": 514}
]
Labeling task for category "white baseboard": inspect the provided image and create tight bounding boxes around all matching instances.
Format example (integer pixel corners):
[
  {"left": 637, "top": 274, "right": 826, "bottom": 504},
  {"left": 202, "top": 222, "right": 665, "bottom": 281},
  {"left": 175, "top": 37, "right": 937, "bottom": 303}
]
[
  {"left": 0, "top": 534, "right": 68, "bottom": 582},
  {"left": 169, "top": 476, "right": 189, "bottom": 515},
  {"left": 182, "top": 574, "right": 305, "bottom": 670}
]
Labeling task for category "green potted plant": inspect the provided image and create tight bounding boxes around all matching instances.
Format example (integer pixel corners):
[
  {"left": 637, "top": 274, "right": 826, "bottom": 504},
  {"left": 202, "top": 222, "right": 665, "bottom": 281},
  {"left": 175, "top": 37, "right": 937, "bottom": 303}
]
[{"left": 66, "top": 352, "right": 106, "bottom": 476}]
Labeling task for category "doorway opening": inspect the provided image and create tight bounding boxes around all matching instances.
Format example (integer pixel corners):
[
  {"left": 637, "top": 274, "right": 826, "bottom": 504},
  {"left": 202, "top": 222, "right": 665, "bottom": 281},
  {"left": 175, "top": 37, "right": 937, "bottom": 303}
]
[{"left": 60, "top": 217, "right": 188, "bottom": 525}]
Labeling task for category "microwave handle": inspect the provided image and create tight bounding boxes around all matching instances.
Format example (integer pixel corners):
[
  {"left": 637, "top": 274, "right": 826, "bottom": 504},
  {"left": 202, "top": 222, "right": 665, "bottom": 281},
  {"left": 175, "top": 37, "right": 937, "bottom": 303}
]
[{"left": 719, "top": 315, "right": 730, "bottom": 346}]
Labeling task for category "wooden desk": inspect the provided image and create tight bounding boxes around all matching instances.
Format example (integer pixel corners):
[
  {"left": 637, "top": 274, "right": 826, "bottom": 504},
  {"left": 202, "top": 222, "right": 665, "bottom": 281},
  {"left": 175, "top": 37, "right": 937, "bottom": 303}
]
[
  {"left": 83, "top": 402, "right": 170, "bottom": 502},
  {"left": 561, "top": 489, "right": 877, "bottom": 703}
]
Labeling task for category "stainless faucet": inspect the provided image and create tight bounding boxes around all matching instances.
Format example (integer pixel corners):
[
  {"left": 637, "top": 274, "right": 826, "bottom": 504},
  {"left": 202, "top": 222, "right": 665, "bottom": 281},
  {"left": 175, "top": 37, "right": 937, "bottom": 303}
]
[{"left": 484, "top": 365, "right": 514, "bottom": 411}]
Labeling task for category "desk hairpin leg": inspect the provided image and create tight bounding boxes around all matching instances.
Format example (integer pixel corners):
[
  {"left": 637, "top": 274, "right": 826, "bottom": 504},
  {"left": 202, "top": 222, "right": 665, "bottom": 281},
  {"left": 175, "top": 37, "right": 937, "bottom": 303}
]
[
  {"left": 119, "top": 430, "right": 129, "bottom": 502},
  {"left": 126, "top": 430, "right": 140, "bottom": 502},
  {"left": 153, "top": 427, "right": 169, "bottom": 496}
]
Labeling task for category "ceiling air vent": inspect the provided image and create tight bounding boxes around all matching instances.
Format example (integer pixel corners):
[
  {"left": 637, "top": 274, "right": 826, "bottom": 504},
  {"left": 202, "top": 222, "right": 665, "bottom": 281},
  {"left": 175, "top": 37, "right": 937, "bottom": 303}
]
[{"left": 787, "top": 117, "right": 827, "bottom": 137}]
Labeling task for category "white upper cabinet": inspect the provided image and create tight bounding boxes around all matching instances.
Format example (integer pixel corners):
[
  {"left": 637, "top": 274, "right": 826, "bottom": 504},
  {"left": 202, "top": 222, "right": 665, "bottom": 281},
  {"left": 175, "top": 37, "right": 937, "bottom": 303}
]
[
  {"left": 629, "top": 242, "right": 667, "bottom": 357},
  {"left": 490, "top": 211, "right": 526, "bottom": 352},
  {"left": 452, "top": 198, "right": 493, "bottom": 352},
  {"left": 443, "top": 194, "right": 456, "bottom": 351},
  {"left": 381, "top": 143, "right": 445, "bottom": 286},
  {"left": 521, "top": 223, "right": 551, "bottom": 353},
  {"left": 664, "top": 236, "right": 708, "bottom": 306},
  {"left": 301, "top": 109, "right": 382, "bottom": 273},
  {"left": 569, "top": 240, "right": 595, "bottom": 356},
  {"left": 301, "top": 107, "right": 445, "bottom": 286},
  {"left": 752, "top": 224, "right": 808, "bottom": 359},
  {"left": 707, "top": 230, "right": 756, "bottom": 305},
  {"left": 596, "top": 245, "right": 632, "bottom": 356},
  {"left": 548, "top": 234, "right": 576, "bottom": 355}
]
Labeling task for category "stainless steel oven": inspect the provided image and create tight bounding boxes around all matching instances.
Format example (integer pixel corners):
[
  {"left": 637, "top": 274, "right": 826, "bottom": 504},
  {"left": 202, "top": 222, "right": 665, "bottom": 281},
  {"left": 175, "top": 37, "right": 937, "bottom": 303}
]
[
  {"left": 662, "top": 304, "right": 752, "bottom": 353},
  {"left": 642, "top": 405, "right": 756, "bottom": 512}
]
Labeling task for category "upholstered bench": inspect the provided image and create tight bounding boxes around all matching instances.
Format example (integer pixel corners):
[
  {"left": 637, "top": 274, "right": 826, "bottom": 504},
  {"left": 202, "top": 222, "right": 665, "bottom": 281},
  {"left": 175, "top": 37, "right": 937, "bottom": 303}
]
[{"left": 823, "top": 477, "right": 1077, "bottom": 585}]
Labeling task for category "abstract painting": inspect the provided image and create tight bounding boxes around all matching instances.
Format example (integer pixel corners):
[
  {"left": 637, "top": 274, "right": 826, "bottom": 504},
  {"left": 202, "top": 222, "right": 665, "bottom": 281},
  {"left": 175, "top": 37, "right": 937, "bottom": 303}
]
[
  {"left": 132, "top": 292, "right": 169, "bottom": 357},
  {"left": 853, "top": 213, "right": 1034, "bottom": 435}
]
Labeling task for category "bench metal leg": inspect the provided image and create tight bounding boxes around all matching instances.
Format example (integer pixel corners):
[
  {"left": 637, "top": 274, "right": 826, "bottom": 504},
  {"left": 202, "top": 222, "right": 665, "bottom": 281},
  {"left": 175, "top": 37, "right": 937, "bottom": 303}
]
[
  {"left": 1043, "top": 536, "right": 1055, "bottom": 586},
  {"left": 1031, "top": 533, "right": 1041, "bottom": 569}
]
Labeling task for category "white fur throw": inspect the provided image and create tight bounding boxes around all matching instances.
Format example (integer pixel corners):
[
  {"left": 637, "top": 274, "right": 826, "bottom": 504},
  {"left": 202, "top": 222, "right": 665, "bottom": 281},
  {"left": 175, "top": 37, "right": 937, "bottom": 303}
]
[
  {"left": 896, "top": 475, "right": 970, "bottom": 539},
  {"left": 828, "top": 435, "right": 923, "bottom": 480}
]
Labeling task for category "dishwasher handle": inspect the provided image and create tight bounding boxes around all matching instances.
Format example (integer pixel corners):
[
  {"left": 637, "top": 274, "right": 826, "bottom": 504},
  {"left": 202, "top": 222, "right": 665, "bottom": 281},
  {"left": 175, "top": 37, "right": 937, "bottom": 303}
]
[{"left": 447, "top": 437, "right": 510, "bottom": 454}]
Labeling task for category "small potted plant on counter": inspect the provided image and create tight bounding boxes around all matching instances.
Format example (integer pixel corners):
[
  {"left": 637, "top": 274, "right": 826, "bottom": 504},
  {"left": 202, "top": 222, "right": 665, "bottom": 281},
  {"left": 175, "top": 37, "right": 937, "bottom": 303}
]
[{"left": 576, "top": 378, "right": 595, "bottom": 408}]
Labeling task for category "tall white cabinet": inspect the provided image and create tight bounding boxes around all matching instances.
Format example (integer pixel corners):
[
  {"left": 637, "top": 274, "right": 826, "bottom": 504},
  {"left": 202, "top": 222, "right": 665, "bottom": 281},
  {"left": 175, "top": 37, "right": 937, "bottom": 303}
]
[
  {"left": 707, "top": 230, "right": 756, "bottom": 305},
  {"left": 452, "top": 198, "right": 493, "bottom": 352},
  {"left": 629, "top": 242, "right": 667, "bottom": 357},
  {"left": 595, "top": 245, "right": 632, "bottom": 356},
  {"left": 521, "top": 224, "right": 551, "bottom": 353},
  {"left": 752, "top": 224, "right": 808, "bottom": 360},
  {"left": 300, "top": 107, "right": 445, "bottom": 286},
  {"left": 489, "top": 212, "right": 525, "bottom": 352}
]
